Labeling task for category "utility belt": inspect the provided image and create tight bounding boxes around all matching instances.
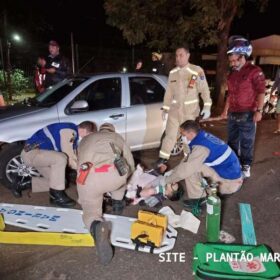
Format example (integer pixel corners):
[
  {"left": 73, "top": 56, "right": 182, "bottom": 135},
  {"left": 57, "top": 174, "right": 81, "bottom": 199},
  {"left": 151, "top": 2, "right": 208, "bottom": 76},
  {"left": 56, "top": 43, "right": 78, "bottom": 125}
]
[
  {"left": 77, "top": 162, "right": 125, "bottom": 185},
  {"left": 77, "top": 143, "right": 129, "bottom": 186},
  {"left": 23, "top": 143, "right": 40, "bottom": 152}
]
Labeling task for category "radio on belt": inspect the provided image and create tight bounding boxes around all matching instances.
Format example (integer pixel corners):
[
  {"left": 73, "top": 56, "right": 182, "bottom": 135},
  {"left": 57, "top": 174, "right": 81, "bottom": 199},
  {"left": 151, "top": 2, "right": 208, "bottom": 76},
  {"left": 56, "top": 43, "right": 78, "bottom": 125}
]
[
  {"left": 76, "top": 162, "right": 93, "bottom": 185},
  {"left": 110, "top": 142, "right": 128, "bottom": 176}
]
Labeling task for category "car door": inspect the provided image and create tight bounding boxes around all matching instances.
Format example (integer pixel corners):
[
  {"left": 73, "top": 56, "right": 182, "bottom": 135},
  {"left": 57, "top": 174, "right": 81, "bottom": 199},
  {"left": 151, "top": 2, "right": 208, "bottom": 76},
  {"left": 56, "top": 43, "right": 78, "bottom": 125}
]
[
  {"left": 126, "top": 75, "right": 166, "bottom": 150},
  {"left": 57, "top": 76, "right": 126, "bottom": 138}
]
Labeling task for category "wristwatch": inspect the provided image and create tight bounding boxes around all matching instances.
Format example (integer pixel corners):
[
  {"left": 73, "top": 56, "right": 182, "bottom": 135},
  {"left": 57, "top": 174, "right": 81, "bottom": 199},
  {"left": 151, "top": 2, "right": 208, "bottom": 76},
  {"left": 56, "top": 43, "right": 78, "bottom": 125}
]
[{"left": 256, "top": 108, "right": 263, "bottom": 113}]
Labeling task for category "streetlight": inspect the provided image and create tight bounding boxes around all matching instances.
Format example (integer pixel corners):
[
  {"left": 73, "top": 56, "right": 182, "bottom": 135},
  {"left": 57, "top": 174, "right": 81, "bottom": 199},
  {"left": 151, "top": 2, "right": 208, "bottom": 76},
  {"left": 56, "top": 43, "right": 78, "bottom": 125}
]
[
  {"left": 6, "top": 33, "right": 22, "bottom": 101},
  {"left": 12, "top": 34, "right": 21, "bottom": 42}
]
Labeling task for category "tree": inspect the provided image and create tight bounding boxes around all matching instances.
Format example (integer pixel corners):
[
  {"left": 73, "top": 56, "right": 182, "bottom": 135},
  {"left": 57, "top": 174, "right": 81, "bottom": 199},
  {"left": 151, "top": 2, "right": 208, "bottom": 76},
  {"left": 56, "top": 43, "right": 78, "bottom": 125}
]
[
  {"left": 0, "top": 69, "right": 30, "bottom": 100},
  {"left": 104, "top": 0, "right": 267, "bottom": 111}
]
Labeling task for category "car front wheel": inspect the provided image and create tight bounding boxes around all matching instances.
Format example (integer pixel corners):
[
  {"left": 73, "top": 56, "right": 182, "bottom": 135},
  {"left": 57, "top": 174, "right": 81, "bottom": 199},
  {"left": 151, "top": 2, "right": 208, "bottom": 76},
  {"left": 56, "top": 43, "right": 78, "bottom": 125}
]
[
  {"left": 170, "top": 135, "right": 184, "bottom": 156},
  {"left": 0, "top": 143, "right": 40, "bottom": 189},
  {"left": 160, "top": 132, "right": 184, "bottom": 157}
]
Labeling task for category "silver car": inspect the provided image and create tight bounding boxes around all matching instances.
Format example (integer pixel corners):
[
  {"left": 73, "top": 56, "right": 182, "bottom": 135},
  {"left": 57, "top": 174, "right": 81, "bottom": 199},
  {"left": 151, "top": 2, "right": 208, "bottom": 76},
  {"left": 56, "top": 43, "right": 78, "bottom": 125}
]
[{"left": 0, "top": 73, "right": 183, "bottom": 188}]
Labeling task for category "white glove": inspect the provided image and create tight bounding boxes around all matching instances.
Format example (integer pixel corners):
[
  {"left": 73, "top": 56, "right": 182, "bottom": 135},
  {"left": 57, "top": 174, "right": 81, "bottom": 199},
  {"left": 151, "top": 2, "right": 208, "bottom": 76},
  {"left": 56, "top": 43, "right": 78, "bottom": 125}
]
[
  {"left": 201, "top": 108, "right": 211, "bottom": 119},
  {"left": 162, "top": 110, "right": 168, "bottom": 121}
]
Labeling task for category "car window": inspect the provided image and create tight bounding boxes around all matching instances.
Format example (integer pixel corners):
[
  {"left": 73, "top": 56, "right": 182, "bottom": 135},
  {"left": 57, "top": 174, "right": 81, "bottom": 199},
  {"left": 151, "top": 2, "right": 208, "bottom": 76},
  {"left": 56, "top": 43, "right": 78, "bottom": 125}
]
[
  {"left": 129, "top": 77, "right": 165, "bottom": 105},
  {"left": 35, "top": 79, "right": 87, "bottom": 107},
  {"left": 72, "top": 78, "right": 121, "bottom": 111}
]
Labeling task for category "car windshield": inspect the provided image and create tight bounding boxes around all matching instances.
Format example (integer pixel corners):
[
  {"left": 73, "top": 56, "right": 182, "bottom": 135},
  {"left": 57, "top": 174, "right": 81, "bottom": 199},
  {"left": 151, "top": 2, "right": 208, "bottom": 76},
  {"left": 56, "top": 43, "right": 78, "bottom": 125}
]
[{"left": 31, "top": 78, "right": 87, "bottom": 107}]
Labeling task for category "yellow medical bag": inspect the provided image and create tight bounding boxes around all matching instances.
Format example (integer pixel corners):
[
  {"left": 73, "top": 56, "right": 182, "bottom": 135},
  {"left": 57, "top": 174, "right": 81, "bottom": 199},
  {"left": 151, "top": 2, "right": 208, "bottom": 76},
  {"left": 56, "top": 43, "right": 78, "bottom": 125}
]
[
  {"left": 130, "top": 211, "right": 168, "bottom": 248},
  {"left": 138, "top": 210, "right": 167, "bottom": 231},
  {"left": 131, "top": 221, "right": 164, "bottom": 248}
]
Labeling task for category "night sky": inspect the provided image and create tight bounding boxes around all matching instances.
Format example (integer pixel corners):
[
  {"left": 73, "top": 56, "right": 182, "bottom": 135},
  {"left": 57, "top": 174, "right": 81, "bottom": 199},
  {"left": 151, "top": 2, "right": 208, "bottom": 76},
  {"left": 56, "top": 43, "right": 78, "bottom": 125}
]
[
  {"left": 1, "top": 0, "right": 127, "bottom": 48},
  {"left": 1, "top": 0, "right": 279, "bottom": 48}
]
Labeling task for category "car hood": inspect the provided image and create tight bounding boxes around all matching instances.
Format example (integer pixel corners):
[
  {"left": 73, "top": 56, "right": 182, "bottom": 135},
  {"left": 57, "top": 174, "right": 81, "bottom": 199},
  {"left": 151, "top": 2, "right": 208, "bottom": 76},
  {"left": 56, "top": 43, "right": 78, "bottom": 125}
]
[{"left": 0, "top": 105, "right": 48, "bottom": 122}]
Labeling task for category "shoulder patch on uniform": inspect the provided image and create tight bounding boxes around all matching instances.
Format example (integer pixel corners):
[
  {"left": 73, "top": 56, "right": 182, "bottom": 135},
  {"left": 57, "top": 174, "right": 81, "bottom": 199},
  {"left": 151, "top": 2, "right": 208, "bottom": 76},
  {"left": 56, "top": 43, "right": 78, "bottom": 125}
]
[
  {"left": 198, "top": 72, "right": 205, "bottom": 80},
  {"left": 70, "top": 131, "right": 77, "bottom": 143}
]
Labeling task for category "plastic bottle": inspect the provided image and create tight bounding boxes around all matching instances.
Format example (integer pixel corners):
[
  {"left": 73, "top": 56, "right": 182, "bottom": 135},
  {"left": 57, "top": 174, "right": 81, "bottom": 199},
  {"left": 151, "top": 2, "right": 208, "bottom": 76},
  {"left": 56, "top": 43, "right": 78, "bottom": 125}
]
[{"left": 206, "top": 185, "right": 221, "bottom": 242}]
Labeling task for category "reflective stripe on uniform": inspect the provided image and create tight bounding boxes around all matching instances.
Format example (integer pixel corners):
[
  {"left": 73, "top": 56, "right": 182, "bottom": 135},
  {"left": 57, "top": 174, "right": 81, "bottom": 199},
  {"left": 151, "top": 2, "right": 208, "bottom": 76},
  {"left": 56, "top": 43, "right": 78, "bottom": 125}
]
[
  {"left": 184, "top": 99, "right": 199, "bottom": 105},
  {"left": 170, "top": 67, "right": 180, "bottom": 74},
  {"left": 204, "top": 102, "right": 212, "bottom": 106},
  {"left": 186, "top": 67, "right": 198, "bottom": 76},
  {"left": 159, "top": 150, "right": 170, "bottom": 159},
  {"left": 162, "top": 105, "right": 170, "bottom": 110},
  {"left": 205, "top": 146, "right": 232, "bottom": 167},
  {"left": 172, "top": 100, "right": 177, "bottom": 104},
  {"left": 43, "top": 127, "right": 59, "bottom": 151}
]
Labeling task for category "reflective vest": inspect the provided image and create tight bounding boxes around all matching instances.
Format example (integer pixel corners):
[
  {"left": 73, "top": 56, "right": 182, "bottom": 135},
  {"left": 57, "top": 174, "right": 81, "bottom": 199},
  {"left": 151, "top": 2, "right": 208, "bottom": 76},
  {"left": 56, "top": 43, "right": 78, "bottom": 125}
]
[
  {"left": 26, "top": 122, "right": 78, "bottom": 152},
  {"left": 189, "top": 130, "right": 241, "bottom": 180}
]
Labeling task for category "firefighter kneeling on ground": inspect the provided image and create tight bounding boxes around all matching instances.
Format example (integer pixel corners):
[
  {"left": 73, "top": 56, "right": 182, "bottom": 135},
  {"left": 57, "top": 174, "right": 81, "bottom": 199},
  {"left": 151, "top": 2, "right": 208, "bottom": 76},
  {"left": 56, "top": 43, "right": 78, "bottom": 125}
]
[
  {"left": 12, "top": 121, "right": 96, "bottom": 207},
  {"left": 141, "top": 120, "right": 243, "bottom": 209},
  {"left": 77, "top": 123, "right": 135, "bottom": 265}
]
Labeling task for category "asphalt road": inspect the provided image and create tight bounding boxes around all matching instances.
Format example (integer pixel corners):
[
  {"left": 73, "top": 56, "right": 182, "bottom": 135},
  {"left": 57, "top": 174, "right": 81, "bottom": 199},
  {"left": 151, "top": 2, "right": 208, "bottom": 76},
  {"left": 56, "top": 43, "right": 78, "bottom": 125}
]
[{"left": 0, "top": 119, "right": 279, "bottom": 280}]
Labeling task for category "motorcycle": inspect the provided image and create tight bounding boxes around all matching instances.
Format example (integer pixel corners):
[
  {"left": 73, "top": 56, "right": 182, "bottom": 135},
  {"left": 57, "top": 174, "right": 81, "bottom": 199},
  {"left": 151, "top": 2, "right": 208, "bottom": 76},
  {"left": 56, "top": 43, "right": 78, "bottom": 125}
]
[{"left": 263, "top": 80, "right": 278, "bottom": 119}]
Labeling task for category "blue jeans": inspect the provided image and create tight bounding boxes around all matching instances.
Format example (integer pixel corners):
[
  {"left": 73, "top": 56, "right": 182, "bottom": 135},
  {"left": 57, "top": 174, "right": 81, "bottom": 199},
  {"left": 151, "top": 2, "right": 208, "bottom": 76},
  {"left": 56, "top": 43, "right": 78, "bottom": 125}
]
[{"left": 228, "top": 112, "right": 256, "bottom": 166}]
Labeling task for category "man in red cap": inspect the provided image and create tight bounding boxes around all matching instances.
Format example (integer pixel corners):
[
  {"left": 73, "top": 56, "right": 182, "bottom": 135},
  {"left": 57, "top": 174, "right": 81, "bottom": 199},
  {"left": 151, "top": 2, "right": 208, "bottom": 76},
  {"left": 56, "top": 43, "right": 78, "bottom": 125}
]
[{"left": 45, "top": 40, "right": 71, "bottom": 88}]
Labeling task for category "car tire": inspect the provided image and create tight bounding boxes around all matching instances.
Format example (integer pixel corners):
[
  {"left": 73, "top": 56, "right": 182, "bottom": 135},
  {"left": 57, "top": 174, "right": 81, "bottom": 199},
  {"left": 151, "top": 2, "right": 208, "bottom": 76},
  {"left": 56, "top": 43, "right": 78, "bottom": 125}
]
[
  {"left": 0, "top": 143, "right": 39, "bottom": 189},
  {"left": 160, "top": 132, "right": 184, "bottom": 157}
]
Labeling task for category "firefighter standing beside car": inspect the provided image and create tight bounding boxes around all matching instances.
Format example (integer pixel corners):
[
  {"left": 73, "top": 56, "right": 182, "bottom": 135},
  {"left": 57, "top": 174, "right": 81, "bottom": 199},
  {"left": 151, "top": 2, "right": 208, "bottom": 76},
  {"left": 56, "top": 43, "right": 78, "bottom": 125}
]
[
  {"left": 157, "top": 43, "right": 212, "bottom": 167},
  {"left": 76, "top": 123, "right": 135, "bottom": 265}
]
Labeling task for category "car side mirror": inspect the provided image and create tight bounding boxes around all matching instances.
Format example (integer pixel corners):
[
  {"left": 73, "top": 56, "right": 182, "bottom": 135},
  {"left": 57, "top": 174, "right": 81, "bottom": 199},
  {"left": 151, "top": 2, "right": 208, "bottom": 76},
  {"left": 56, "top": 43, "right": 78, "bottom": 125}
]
[{"left": 69, "top": 100, "right": 89, "bottom": 113}]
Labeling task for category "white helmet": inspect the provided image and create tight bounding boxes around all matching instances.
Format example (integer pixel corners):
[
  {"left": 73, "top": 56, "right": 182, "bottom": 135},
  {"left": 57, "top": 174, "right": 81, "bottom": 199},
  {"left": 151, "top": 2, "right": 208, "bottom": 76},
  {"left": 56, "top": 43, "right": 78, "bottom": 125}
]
[{"left": 227, "top": 36, "right": 252, "bottom": 57}]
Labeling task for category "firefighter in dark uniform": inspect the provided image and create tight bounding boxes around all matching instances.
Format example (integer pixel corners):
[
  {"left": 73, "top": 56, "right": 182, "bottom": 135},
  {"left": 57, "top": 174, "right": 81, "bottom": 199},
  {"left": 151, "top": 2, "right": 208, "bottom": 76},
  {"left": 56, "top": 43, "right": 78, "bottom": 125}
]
[
  {"left": 45, "top": 40, "right": 71, "bottom": 88},
  {"left": 151, "top": 51, "right": 166, "bottom": 75}
]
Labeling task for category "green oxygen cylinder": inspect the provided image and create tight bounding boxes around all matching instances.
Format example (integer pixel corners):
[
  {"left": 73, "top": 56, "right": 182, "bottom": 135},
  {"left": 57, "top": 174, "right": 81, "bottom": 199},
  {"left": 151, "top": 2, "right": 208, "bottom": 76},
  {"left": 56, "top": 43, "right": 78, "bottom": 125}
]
[{"left": 206, "top": 185, "right": 221, "bottom": 242}]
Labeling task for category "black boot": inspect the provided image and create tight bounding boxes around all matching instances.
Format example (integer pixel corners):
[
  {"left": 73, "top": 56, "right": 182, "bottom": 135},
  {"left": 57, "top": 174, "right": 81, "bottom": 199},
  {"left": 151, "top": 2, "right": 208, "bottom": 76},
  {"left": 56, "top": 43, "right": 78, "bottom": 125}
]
[
  {"left": 49, "top": 189, "right": 76, "bottom": 208},
  {"left": 10, "top": 178, "right": 31, "bottom": 198},
  {"left": 90, "top": 221, "right": 113, "bottom": 265},
  {"left": 112, "top": 199, "right": 125, "bottom": 215}
]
